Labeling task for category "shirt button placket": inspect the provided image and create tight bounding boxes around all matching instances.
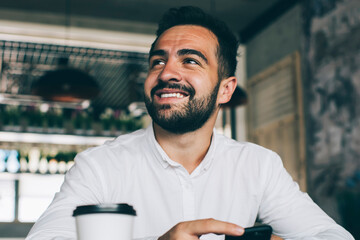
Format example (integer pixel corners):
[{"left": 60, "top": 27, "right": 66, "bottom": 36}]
[{"left": 179, "top": 172, "right": 196, "bottom": 221}]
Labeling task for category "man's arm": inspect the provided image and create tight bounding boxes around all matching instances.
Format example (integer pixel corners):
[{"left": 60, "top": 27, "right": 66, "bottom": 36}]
[
  {"left": 26, "top": 152, "right": 105, "bottom": 240},
  {"left": 258, "top": 152, "right": 354, "bottom": 240},
  {"left": 26, "top": 150, "right": 179, "bottom": 240}
]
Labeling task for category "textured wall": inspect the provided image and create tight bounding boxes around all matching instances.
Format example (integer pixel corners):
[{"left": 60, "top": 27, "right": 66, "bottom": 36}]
[
  {"left": 246, "top": 4, "right": 302, "bottom": 78},
  {"left": 302, "top": 0, "right": 360, "bottom": 236},
  {"left": 246, "top": 0, "right": 360, "bottom": 236}
]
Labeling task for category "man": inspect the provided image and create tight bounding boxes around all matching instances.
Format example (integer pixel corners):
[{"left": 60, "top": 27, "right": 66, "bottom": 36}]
[{"left": 27, "top": 6, "right": 353, "bottom": 240}]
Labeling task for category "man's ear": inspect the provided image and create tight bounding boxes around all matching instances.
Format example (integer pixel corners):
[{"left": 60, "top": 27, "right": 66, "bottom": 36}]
[{"left": 218, "top": 76, "right": 237, "bottom": 105}]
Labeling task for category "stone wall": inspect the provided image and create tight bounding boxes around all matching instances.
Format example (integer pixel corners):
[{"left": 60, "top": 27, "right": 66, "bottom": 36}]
[
  {"left": 246, "top": 0, "right": 360, "bottom": 237},
  {"left": 246, "top": 4, "right": 302, "bottom": 78},
  {"left": 302, "top": 0, "right": 360, "bottom": 237}
]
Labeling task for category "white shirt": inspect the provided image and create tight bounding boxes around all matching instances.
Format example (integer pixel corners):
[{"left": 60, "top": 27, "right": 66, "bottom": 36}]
[{"left": 26, "top": 124, "right": 354, "bottom": 240}]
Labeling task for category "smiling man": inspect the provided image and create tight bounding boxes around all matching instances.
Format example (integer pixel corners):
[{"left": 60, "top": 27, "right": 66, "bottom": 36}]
[
  {"left": 145, "top": 26, "right": 225, "bottom": 136},
  {"left": 27, "top": 6, "right": 353, "bottom": 240},
  {"left": 143, "top": 23, "right": 236, "bottom": 174}
]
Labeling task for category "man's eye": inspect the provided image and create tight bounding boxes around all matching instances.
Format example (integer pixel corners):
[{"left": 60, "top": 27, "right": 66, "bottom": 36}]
[
  {"left": 151, "top": 59, "right": 165, "bottom": 67},
  {"left": 184, "top": 59, "right": 199, "bottom": 65}
]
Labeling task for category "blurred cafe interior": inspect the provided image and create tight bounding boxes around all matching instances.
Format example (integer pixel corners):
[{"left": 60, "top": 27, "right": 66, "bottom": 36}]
[{"left": 0, "top": 0, "right": 359, "bottom": 239}]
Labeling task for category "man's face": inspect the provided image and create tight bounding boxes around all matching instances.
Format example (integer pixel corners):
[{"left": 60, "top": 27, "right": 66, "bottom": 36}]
[{"left": 144, "top": 25, "right": 221, "bottom": 134}]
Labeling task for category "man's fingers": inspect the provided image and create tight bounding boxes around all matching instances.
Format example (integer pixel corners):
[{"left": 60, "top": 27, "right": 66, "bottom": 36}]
[
  {"left": 271, "top": 235, "right": 283, "bottom": 240},
  {"left": 182, "top": 218, "right": 244, "bottom": 236},
  {"left": 158, "top": 219, "right": 244, "bottom": 240}
]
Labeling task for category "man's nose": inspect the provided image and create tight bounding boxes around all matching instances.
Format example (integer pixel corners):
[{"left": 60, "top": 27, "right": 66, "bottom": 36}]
[{"left": 158, "top": 61, "right": 182, "bottom": 82}]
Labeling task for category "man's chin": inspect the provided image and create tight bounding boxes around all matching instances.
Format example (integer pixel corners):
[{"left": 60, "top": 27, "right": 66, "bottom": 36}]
[
  {"left": 155, "top": 122, "right": 194, "bottom": 135},
  {"left": 157, "top": 104, "right": 172, "bottom": 110},
  {"left": 155, "top": 113, "right": 183, "bottom": 124}
]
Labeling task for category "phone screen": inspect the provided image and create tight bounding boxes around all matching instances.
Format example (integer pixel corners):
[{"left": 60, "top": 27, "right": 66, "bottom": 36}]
[{"left": 225, "top": 225, "right": 272, "bottom": 240}]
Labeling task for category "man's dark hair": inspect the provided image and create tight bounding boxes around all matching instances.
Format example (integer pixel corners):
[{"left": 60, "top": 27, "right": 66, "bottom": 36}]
[{"left": 150, "top": 6, "right": 239, "bottom": 80}]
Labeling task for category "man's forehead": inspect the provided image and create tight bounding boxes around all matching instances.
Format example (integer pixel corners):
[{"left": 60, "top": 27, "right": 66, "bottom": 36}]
[
  {"left": 151, "top": 25, "right": 218, "bottom": 54},
  {"left": 160, "top": 25, "right": 217, "bottom": 41}
]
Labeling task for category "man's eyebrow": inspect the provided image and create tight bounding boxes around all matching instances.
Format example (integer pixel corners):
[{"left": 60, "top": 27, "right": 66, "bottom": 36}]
[
  {"left": 149, "top": 49, "right": 166, "bottom": 59},
  {"left": 178, "top": 49, "right": 208, "bottom": 64}
]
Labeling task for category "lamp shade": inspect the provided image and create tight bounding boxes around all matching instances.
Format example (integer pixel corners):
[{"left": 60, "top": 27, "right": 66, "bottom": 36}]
[
  {"left": 222, "top": 86, "right": 248, "bottom": 108},
  {"left": 32, "top": 67, "right": 100, "bottom": 102}
]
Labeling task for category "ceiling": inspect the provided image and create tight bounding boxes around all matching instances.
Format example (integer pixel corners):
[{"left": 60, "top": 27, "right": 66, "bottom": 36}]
[
  {"left": 0, "top": 0, "right": 295, "bottom": 112},
  {"left": 0, "top": 0, "right": 285, "bottom": 35}
]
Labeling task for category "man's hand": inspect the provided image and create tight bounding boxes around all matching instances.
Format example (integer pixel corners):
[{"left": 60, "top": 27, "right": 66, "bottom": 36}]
[
  {"left": 270, "top": 235, "right": 283, "bottom": 240},
  {"left": 158, "top": 218, "right": 244, "bottom": 240}
]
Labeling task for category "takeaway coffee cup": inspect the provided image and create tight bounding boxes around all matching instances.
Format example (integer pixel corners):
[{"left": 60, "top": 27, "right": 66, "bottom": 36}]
[{"left": 73, "top": 203, "right": 136, "bottom": 240}]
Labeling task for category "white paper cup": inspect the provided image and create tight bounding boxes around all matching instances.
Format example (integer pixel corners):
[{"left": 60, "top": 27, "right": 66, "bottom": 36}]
[{"left": 73, "top": 203, "right": 136, "bottom": 240}]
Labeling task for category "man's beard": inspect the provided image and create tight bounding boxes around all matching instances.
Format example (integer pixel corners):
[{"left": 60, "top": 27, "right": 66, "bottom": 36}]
[{"left": 144, "top": 81, "right": 220, "bottom": 134}]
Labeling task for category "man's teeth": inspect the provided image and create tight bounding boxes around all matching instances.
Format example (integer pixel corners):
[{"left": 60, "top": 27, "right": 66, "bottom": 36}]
[{"left": 160, "top": 93, "right": 184, "bottom": 98}]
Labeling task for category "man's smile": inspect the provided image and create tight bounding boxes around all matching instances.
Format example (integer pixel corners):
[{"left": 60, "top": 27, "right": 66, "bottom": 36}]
[
  {"left": 151, "top": 85, "right": 193, "bottom": 105},
  {"left": 160, "top": 93, "right": 185, "bottom": 99},
  {"left": 155, "top": 88, "right": 189, "bottom": 99}
]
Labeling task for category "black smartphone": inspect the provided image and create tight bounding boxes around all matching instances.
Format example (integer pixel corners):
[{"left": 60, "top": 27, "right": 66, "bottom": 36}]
[{"left": 225, "top": 225, "right": 272, "bottom": 240}]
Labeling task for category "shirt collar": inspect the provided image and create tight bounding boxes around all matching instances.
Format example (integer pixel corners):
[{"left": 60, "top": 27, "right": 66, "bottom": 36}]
[
  {"left": 194, "top": 129, "right": 217, "bottom": 174},
  {"left": 146, "top": 123, "right": 217, "bottom": 173}
]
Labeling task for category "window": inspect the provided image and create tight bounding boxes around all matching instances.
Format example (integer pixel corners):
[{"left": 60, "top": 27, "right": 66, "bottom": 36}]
[
  {"left": 0, "top": 175, "right": 15, "bottom": 222},
  {"left": 0, "top": 147, "right": 66, "bottom": 223},
  {"left": 18, "top": 173, "right": 64, "bottom": 222},
  {"left": 247, "top": 52, "right": 306, "bottom": 190},
  {"left": 0, "top": 172, "right": 64, "bottom": 223}
]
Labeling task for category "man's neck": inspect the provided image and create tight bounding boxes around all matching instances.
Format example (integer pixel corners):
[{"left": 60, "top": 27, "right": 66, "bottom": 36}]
[{"left": 153, "top": 120, "right": 215, "bottom": 174}]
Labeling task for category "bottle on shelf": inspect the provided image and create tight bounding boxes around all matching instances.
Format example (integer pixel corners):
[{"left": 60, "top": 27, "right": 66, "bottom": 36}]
[
  {"left": 55, "top": 152, "right": 67, "bottom": 174},
  {"left": 67, "top": 160, "right": 75, "bottom": 171},
  {"left": 38, "top": 155, "right": 48, "bottom": 174},
  {"left": 0, "top": 149, "right": 6, "bottom": 172},
  {"left": 57, "top": 160, "right": 67, "bottom": 174},
  {"left": 19, "top": 156, "right": 28, "bottom": 173},
  {"left": 0, "top": 146, "right": 80, "bottom": 175},
  {"left": 66, "top": 152, "right": 76, "bottom": 171},
  {"left": 6, "top": 150, "right": 20, "bottom": 173},
  {"left": 48, "top": 157, "right": 58, "bottom": 174},
  {"left": 28, "top": 148, "right": 41, "bottom": 173}
]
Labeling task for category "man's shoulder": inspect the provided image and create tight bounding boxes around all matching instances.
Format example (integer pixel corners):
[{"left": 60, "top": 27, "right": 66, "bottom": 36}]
[
  {"left": 216, "top": 133, "right": 275, "bottom": 155},
  {"left": 109, "top": 128, "right": 148, "bottom": 146},
  {"left": 215, "top": 133, "right": 279, "bottom": 168},
  {"left": 80, "top": 128, "right": 149, "bottom": 158}
]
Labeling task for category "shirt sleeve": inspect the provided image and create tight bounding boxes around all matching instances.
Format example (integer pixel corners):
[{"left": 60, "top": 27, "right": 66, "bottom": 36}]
[
  {"left": 257, "top": 152, "right": 354, "bottom": 240},
  {"left": 25, "top": 151, "right": 106, "bottom": 240},
  {"left": 25, "top": 151, "right": 164, "bottom": 240}
]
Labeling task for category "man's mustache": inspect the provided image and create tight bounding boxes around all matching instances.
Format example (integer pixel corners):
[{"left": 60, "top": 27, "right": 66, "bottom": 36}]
[{"left": 150, "top": 82, "right": 195, "bottom": 98}]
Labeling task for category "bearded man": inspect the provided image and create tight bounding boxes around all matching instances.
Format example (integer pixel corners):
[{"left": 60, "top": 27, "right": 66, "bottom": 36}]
[{"left": 27, "top": 6, "right": 353, "bottom": 240}]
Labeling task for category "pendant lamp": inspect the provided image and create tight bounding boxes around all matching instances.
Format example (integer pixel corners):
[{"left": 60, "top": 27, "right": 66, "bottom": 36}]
[
  {"left": 31, "top": 0, "right": 100, "bottom": 103},
  {"left": 31, "top": 57, "right": 100, "bottom": 102},
  {"left": 222, "top": 86, "right": 248, "bottom": 108}
]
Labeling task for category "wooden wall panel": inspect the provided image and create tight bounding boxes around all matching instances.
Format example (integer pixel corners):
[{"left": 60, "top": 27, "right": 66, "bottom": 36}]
[{"left": 248, "top": 52, "right": 306, "bottom": 191}]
